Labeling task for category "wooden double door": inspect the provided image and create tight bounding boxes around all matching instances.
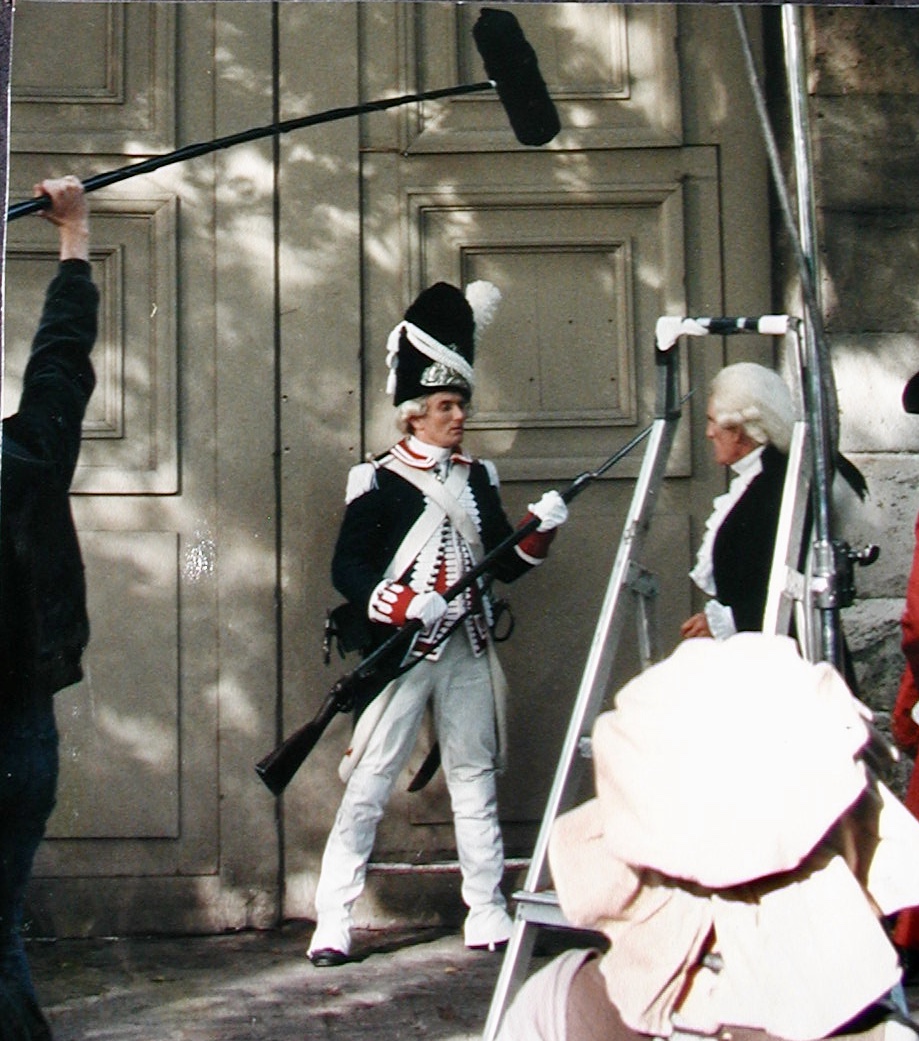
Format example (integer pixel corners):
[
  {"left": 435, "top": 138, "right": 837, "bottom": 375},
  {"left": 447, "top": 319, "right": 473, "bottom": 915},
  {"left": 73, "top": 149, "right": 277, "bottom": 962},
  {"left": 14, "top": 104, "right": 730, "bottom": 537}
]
[{"left": 4, "top": 2, "right": 773, "bottom": 935}]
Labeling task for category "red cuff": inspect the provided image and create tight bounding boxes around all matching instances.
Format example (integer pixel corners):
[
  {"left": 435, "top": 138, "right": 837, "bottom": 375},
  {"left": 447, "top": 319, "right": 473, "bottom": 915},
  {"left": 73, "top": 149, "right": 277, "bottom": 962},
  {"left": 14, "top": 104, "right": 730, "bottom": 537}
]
[{"left": 515, "top": 512, "right": 557, "bottom": 563}]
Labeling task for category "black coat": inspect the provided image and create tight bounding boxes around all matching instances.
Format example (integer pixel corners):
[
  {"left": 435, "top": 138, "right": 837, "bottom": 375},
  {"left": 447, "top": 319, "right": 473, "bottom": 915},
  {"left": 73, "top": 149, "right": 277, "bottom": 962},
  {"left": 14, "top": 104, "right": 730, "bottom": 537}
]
[
  {"left": 1, "top": 259, "right": 98, "bottom": 702},
  {"left": 331, "top": 455, "right": 539, "bottom": 655},
  {"left": 333, "top": 458, "right": 536, "bottom": 605},
  {"left": 711, "top": 443, "right": 788, "bottom": 633}
]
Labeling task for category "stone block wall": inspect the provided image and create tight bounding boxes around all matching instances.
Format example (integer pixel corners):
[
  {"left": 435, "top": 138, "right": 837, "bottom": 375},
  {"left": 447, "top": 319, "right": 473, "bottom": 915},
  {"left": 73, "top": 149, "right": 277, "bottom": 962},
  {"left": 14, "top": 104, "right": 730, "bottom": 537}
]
[{"left": 768, "top": 7, "right": 919, "bottom": 792}]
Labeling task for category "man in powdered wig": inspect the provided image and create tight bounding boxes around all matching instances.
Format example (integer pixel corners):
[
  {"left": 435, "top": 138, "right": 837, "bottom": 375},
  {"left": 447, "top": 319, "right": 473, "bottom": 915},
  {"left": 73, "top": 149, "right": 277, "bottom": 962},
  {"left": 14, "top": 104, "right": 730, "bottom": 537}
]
[
  {"left": 682, "top": 362, "right": 797, "bottom": 640},
  {"left": 308, "top": 280, "right": 568, "bottom": 966}
]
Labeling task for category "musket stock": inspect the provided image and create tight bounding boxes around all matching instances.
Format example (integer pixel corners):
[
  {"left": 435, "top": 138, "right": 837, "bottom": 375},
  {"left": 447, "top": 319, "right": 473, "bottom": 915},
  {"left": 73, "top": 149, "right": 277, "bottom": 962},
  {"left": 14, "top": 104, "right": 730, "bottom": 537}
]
[
  {"left": 254, "top": 420, "right": 665, "bottom": 796},
  {"left": 254, "top": 629, "right": 420, "bottom": 795},
  {"left": 255, "top": 691, "right": 341, "bottom": 796}
]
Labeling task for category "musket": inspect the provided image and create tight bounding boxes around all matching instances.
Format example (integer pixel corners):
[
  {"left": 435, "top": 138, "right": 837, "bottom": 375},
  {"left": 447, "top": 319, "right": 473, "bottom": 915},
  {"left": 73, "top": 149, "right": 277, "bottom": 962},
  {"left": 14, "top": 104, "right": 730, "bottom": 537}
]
[{"left": 255, "top": 423, "right": 656, "bottom": 796}]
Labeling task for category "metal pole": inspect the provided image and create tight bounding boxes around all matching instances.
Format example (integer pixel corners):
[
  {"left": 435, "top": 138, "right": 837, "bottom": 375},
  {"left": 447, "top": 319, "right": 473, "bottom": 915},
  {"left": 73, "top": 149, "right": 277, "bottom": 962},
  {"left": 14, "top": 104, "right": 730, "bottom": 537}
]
[
  {"left": 6, "top": 80, "right": 494, "bottom": 222},
  {"left": 780, "top": 5, "right": 845, "bottom": 670},
  {"left": 733, "top": 5, "right": 844, "bottom": 670},
  {"left": 782, "top": 7, "right": 819, "bottom": 279}
]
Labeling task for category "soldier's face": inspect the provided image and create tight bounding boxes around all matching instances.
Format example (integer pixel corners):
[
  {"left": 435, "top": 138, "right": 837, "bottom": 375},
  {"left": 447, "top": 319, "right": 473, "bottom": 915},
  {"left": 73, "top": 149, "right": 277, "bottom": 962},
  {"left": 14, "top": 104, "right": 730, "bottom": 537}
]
[{"left": 412, "top": 392, "right": 469, "bottom": 449}]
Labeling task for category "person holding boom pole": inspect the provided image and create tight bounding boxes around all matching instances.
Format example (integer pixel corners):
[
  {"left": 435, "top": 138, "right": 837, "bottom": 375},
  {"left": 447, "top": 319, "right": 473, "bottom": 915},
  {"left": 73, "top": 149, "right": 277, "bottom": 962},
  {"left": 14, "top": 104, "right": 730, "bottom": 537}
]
[
  {"left": 0, "top": 177, "right": 98, "bottom": 1039},
  {"left": 307, "top": 281, "right": 568, "bottom": 967}
]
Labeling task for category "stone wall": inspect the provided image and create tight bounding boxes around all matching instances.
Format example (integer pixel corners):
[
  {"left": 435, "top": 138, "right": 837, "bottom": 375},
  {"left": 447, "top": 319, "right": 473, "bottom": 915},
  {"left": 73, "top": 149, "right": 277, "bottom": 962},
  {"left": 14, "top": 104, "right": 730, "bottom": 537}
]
[{"left": 769, "top": 7, "right": 919, "bottom": 792}]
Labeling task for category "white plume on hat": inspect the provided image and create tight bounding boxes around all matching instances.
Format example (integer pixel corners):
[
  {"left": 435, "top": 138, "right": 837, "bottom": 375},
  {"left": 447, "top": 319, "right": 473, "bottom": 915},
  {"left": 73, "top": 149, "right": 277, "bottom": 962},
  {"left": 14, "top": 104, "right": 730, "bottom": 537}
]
[{"left": 465, "top": 280, "right": 501, "bottom": 339}]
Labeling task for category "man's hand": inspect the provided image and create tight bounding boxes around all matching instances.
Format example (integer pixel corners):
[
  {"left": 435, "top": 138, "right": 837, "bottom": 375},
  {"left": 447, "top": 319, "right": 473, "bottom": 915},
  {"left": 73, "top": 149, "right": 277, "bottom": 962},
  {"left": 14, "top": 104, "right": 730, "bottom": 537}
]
[
  {"left": 33, "top": 175, "right": 90, "bottom": 262},
  {"left": 680, "top": 612, "right": 713, "bottom": 639},
  {"left": 529, "top": 490, "right": 568, "bottom": 532}
]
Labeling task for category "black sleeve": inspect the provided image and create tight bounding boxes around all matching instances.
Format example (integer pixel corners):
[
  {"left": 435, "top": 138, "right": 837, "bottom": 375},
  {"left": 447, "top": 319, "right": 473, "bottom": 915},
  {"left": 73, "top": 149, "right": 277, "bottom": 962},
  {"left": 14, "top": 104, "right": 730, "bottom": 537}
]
[
  {"left": 4, "top": 259, "right": 98, "bottom": 490},
  {"left": 331, "top": 485, "right": 393, "bottom": 612},
  {"left": 469, "top": 463, "right": 538, "bottom": 586},
  {"left": 330, "top": 470, "right": 425, "bottom": 612}
]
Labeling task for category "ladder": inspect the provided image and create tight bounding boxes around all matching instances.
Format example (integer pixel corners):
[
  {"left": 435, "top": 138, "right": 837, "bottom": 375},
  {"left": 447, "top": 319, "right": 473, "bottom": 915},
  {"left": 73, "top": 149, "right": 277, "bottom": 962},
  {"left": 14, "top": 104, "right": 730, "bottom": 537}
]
[{"left": 481, "top": 314, "right": 805, "bottom": 1041}]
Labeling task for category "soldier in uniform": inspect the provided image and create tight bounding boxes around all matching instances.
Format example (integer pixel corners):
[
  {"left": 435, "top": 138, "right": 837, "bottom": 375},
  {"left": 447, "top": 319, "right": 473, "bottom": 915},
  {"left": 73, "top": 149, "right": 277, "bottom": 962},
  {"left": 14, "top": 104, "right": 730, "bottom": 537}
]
[{"left": 308, "top": 280, "right": 568, "bottom": 966}]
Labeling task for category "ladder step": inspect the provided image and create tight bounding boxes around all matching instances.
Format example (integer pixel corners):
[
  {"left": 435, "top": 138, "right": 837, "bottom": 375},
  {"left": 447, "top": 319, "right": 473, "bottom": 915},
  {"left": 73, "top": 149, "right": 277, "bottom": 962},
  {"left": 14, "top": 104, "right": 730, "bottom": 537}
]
[{"left": 512, "top": 888, "right": 571, "bottom": 928}]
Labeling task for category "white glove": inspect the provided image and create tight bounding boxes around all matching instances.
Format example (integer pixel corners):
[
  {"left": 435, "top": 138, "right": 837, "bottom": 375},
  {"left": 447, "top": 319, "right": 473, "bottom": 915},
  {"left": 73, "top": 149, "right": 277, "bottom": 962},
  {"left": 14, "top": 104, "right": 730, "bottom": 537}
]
[
  {"left": 529, "top": 490, "right": 568, "bottom": 532},
  {"left": 406, "top": 591, "right": 449, "bottom": 629}
]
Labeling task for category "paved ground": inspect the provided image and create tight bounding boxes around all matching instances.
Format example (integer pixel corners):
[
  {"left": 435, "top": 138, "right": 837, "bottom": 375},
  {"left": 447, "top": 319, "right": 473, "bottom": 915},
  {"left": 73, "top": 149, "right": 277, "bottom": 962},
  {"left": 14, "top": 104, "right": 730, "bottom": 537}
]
[
  {"left": 26, "top": 923, "right": 919, "bottom": 1041},
  {"left": 27, "top": 922, "right": 561, "bottom": 1041}
]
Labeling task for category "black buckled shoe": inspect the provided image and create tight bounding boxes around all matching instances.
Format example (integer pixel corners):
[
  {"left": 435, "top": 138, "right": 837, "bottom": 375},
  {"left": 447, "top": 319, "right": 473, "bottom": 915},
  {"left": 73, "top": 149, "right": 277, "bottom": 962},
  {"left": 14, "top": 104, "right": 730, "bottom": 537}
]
[{"left": 309, "top": 947, "right": 350, "bottom": 968}]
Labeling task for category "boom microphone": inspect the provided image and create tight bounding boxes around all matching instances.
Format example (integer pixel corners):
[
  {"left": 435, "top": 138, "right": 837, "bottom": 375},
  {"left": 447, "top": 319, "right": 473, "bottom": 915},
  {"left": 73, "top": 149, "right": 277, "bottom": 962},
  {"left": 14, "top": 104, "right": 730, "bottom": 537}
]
[
  {"left": 473, "top": 7, "right": 561, "bottom": 147},
  {"left": 7, "top": 10, "right": 559, "bottom": 221},
  {"left": 7, "top": 83, "right": 495, "bottom": 222}
]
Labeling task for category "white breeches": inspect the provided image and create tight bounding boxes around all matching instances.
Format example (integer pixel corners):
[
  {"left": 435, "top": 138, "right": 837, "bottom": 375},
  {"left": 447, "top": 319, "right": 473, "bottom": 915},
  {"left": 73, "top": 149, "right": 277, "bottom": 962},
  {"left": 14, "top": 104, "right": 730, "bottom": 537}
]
[{"left": 310, "top": 631, "right": 511, "bottom": 954}]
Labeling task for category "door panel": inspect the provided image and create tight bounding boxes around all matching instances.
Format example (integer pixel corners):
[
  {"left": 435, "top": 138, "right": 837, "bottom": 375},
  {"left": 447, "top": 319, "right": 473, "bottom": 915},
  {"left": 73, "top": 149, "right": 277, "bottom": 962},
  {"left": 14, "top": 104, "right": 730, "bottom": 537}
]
[{"left": 7, "top": 1, "right": 275, "bottom": 934}]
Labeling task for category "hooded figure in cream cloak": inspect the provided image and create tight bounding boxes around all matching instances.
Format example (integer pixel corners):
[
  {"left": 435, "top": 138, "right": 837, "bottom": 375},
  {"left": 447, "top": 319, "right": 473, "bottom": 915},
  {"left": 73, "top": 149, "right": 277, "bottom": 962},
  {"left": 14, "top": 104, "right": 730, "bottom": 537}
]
[{"left": 498, "top": 635, "right": 919, "bottom": 1041}]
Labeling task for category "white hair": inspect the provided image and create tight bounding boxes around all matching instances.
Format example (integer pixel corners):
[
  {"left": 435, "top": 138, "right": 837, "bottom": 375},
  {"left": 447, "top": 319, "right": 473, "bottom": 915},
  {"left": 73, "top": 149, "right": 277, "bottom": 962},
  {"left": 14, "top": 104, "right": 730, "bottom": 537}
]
[
  {"left": 396, "top": 397, "right": 428, "bottom": 435},
  {"left": 709, "top": 362, "right": 796, "bottom": 453}
]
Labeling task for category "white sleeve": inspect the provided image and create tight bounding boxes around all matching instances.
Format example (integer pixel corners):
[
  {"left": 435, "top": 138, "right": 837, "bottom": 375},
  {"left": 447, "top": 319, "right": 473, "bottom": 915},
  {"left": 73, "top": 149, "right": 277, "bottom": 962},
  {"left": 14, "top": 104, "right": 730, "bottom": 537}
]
[{"left": 704, "top": 599, "right": 737, "bottom": 640}]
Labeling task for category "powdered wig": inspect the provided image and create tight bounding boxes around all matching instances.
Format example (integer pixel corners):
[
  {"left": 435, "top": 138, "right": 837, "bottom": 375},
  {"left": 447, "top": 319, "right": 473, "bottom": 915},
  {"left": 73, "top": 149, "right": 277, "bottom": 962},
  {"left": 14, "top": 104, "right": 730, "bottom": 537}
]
[
  {"left": 709, "top": 362, "right": 796, "bottom": 453},
  {"left": 396, "top": 397, "right": 429, "bottom": 435}
]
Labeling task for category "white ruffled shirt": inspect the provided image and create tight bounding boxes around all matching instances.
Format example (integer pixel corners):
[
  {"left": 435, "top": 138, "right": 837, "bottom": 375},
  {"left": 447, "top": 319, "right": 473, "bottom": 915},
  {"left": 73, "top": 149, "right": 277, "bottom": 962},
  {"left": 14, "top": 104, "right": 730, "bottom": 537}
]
[{"left": 689, "top": 445, "right": 765, "bottom": 639}]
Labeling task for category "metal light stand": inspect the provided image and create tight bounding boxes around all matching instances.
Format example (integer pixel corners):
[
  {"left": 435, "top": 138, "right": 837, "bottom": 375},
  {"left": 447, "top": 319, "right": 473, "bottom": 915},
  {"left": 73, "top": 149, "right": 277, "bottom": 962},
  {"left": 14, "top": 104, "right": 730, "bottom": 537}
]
[{"left": 733, "top": 5, "right": 873, "bottom": 671}]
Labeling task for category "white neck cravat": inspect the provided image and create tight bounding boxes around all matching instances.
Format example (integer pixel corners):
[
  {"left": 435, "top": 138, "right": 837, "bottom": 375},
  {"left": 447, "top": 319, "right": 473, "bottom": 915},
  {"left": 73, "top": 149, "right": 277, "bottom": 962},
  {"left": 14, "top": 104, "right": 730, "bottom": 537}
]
[{"left": 407, "top": 436, "right": 452, "bottom": 479}]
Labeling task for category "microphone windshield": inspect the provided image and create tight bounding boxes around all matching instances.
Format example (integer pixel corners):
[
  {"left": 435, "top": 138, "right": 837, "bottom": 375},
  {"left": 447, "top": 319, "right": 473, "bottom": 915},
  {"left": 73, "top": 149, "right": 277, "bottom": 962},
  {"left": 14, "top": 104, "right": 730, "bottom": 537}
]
[{"left": 473, "top": 8, "right": 560, "bottom": 147}]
